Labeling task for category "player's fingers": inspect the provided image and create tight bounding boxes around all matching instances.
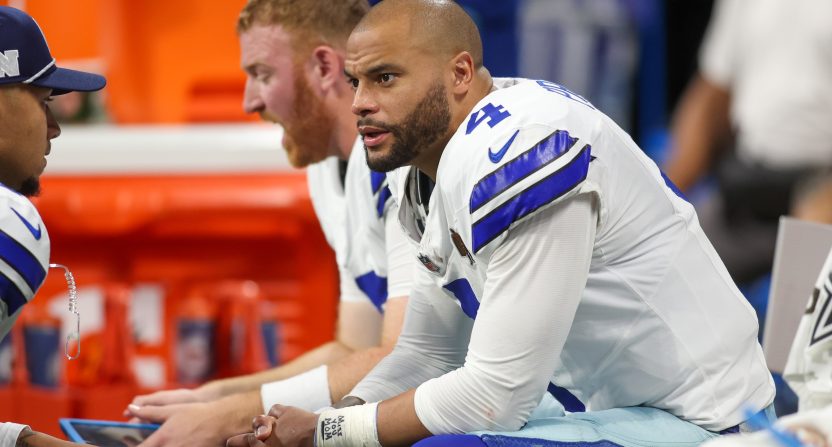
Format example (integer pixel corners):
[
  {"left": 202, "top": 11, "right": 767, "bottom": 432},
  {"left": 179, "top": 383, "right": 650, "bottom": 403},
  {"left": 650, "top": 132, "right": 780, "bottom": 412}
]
[
  {"left": 131, "top": 389, "right": 194, "bottom": 407},
  {"left": 267, "top": 404, "right": 287, "bottom": 419},
  {"left": 227, "top": 433, "right": 265, "bottom": 447},
  {"left": 127, "top": 404, "right": 176, "bottom": 424},
  {"left": 226, "top": 434, "right": 249, "bottom": 447},
  {"left": 252, "top": 415, "right": 276, "bottom": 440}
]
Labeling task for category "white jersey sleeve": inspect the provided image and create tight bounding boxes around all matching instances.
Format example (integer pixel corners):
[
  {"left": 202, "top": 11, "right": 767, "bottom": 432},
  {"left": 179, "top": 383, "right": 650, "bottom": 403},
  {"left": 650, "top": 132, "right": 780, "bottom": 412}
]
[
  {"left": 347, "top": 264, "right": 472, "bottom": 404},
  {"left": 414, "top": 194, "right": 597, "bottom": 433},
  {"left": 306, "top": 139, "right": 405, "bottom": 311},
  {"left": 784, "top": 248, "right": 832, "bottom": 411},
  {"left": 0, "top": 185, "right": 50, "bottom": 341},
  {"left": 384, "top": 210, "right": 413, "bottom": 300},
  {"left": 343, "top": 140, "right": 399, "bottom": 311}
]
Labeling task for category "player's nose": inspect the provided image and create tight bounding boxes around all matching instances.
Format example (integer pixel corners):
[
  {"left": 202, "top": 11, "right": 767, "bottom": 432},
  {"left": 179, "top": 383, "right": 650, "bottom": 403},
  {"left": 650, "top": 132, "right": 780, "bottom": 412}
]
[
  {"left": 242, "top": 79, "right": 264, "bottom": 115},
  {"left": 351, "top": 86, "right": 378, "bottom": 117}
]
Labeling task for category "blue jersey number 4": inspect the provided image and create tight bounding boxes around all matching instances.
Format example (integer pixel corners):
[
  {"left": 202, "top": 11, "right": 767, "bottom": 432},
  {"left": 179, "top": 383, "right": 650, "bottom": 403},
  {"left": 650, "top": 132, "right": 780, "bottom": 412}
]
[{"left": 466, "top": 103, "right": 511, "bottom": 135}]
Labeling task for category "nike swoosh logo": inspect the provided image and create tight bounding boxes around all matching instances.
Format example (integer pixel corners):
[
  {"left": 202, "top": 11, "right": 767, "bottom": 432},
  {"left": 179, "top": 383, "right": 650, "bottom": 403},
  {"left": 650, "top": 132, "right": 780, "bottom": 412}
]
[
  {"left": 488, "top": 130, "right": 520, "bottom": 163},
  {"left": 10, "top": 207, "right": 42, "bottom": 240}
]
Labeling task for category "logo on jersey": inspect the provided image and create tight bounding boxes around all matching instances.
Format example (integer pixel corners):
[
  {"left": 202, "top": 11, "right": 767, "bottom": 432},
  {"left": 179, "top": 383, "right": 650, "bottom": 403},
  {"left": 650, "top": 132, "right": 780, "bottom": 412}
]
[
  {"left": 417, "top": 252, "right": 441, "bottom": 273},
  {"left": 809, "top": 273, "right": 832, "bottom": 347},
  {"left": 10, "top": 207, "right": 42, "bottom": 240},
  {"left": 488, "top": 129, "right": 520, "bottom": 164}
]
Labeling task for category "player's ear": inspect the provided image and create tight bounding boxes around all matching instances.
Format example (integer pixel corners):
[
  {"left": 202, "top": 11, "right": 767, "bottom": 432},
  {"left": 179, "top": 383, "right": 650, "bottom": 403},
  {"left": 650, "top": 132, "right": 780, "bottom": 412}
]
[
  {"left": 311, "top": 45, "right": 343, "bottom": 92},
  {"left": 450, "top": 51, "right": 475, "bottom": 95}
]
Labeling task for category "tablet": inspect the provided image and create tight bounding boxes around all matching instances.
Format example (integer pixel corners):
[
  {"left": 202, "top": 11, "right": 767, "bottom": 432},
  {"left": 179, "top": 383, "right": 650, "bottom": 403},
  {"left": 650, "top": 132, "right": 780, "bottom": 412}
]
[
  {"left": 763, "top": 217, "right": 832, "bottom": 373},
  {"left": 59, "top": 419, "right": 160, "bottom": 446}
]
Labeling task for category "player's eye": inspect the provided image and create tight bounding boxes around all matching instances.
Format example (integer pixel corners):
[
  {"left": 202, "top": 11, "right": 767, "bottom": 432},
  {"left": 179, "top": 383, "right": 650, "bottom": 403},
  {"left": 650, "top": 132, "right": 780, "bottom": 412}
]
[
  {"left": 379, "top": 73, "right": 396, "bottom": 86},
  {"left": 257, "top": 73, "right": 270, "bottom": 82},
  {"left": 348, "top": 78, "right": 359, "bottom": 90}
]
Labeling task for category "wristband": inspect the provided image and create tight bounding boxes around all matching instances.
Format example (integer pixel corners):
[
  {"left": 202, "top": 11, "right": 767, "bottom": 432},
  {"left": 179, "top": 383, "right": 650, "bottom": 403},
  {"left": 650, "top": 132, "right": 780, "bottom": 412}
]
[
  {"left": 315, "top": 402, "right": 381, "bottom": 447},
  {"left": 260, "top": 365, "right": 333, "bottom": 412}
]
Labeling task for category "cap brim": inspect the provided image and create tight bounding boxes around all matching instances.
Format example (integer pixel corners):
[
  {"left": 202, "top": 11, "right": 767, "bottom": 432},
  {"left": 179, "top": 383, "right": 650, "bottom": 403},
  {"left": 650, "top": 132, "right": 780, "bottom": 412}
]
[{"left": 30, "top": 66, "right": 106, "bottom": 96}]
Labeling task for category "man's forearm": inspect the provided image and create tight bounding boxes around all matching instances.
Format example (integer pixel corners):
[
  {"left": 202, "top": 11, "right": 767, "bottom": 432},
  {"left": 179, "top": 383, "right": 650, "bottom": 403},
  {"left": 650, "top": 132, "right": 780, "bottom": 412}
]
[
  {"left": 208, "top": 340, "right": 354, "bottom": 397},
  {"left": 327, "top": 345, "right": 393, "bottom": 402},
  {"left": 15, "top": 427, "right": 77, "bottom": 447}
]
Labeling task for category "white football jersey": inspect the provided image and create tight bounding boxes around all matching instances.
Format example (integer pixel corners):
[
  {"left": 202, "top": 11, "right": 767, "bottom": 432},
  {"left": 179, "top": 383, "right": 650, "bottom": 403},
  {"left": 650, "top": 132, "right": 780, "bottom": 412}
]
[
  {"left": 0, "top": 184, "right": 50, "bottom": 341},
  {"left": 388, "top": 78, "right": 774, "bottom": 430},
  {"left": 307, "top": 138, "right": 396, "bottom": 311},
  {"left": 784, "top": 248, "right": 832, "bottom": 411}
]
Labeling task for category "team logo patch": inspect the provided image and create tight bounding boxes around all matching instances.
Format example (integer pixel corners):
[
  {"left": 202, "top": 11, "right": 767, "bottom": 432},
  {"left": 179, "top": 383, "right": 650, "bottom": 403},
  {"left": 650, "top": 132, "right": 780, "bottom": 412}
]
[
  {"left": 417, "top": 253, "right": 441, "bottom": 273},
  {"left": 11, "top": 207, "right": 42, "bottom": 240},
  {"left": 488, "top": 130, "right": 520, "bottom": 164},
  {"left": 0, "top": 50, "right": 20, "bottom": 78},
  {"left": 450, "top": 229, "right": 475, "bottom": 266}
]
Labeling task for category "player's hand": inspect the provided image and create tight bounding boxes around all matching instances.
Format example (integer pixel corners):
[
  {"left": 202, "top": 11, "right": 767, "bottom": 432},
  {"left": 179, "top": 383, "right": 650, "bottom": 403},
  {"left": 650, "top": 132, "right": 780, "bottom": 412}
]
[
  {"left": 226, "top": 405, "right": 317, "bottom": 447},
  {"left": 134, "top": 396, "right": 257, "bottom": 447},
  {"left": 225, "top": 416, "right": 276, "bottom": 447},
  {"left": 124, "top": 386, "right": 219, "bottom": 420}
]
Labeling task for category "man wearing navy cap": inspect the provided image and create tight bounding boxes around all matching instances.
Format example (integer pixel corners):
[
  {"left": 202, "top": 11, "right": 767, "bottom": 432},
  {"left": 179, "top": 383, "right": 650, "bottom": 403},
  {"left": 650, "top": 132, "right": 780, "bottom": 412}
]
[{"left": 0, "top": 6, "right": 105, "bottom": 447}]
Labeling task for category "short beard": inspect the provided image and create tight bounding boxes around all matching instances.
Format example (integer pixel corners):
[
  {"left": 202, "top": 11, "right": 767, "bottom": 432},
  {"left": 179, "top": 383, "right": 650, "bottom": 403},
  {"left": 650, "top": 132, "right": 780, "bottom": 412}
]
[
  {"left": 18, "top": 177, "right": 40, "bottom": 197},
  {"left": 363, "top": 82, "right": 451, "bottom": 172},
  {"left": 281, "top": 70, "right": 335, "bottom": 168}
]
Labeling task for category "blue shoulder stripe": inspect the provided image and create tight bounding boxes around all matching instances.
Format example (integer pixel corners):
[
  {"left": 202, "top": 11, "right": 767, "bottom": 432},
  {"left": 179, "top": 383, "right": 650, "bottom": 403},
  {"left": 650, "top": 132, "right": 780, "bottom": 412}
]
[
  {"left": 370, "top": 171, "right": 386, "bottom": 194},
  {"left": 0, "top": 229, "right": 46, "bottom": 294},
  {"left": 470, "top": 130, "right": 578, "bottom": 213},
  {"left": 471, "top": 145, "right": 591, "bottom": 253},
  {"left": 376, "top": 185, "right": 392, "bottom": 218},
  {"left": 0, "top": 271, "right": 28, "bottom": 316},
  {"left": 442, "top": 278, "right": 480, "bottom": 319},
  {"left": 354, "top": 271, "right": 388, "bottom": 313}
]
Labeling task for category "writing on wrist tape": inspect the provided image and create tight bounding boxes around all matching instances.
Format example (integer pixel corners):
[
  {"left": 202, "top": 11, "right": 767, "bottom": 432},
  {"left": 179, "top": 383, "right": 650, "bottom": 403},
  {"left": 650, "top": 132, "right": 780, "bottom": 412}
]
[{"left": 315, "top": 402, "right": 381, "bottom": 447}]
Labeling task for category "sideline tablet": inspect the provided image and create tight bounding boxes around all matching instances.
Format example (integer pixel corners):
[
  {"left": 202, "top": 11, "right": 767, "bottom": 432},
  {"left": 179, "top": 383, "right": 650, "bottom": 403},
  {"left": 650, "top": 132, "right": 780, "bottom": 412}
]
[{"left": 59, "top": 419, "right": 160, "bottom": 446}]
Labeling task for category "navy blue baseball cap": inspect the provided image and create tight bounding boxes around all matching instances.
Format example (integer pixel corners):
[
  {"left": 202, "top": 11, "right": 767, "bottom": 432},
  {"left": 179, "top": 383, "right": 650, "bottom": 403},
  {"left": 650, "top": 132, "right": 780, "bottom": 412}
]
[{"left": 0, "top": 6, "right": 105, "bottom": 95}]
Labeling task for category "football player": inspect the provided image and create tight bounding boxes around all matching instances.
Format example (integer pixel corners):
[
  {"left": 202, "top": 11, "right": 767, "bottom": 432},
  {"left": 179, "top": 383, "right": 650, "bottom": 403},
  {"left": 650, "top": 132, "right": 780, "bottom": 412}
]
[
  {"left": 1, "top": 5, "right": 105, "bottom": 446},
  {"left": 228, "top": 1, "right": 776, "bottom": 446},
  {"left": 124, "top": 1, "right": 415, "bottom": 446}
]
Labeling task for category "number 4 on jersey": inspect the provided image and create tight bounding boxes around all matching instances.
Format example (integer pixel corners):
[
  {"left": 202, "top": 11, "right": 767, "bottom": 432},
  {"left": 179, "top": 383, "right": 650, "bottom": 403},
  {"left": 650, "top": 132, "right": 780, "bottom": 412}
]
[{"left": 466, "top": 103, "right": 511, "bottom": 135}]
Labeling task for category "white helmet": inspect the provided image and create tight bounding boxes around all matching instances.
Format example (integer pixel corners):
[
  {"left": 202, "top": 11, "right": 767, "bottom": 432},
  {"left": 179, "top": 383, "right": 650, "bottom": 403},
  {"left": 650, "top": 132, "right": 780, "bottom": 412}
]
[{"left": 0, "top": 184, "right": 50, "bottom": 341}]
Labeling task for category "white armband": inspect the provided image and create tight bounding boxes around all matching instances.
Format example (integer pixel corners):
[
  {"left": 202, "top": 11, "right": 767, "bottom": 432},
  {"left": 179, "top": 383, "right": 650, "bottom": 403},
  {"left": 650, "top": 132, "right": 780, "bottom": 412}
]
[
  {"left": 315, "top": 403, "right": 380, "bottom": 447},
  {"left": 260, "top": 365, "right": 333, "bottom": 413},
  {"left": 0, "top": 423, "right": 29, "bottom": 447}
]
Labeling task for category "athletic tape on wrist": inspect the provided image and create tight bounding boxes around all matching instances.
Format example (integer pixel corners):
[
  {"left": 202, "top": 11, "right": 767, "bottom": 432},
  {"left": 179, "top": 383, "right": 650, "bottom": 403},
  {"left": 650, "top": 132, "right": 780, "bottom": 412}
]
[
  {"left": 315, "top": 402, "right": 381, "bottom": 447},
  {"left": 260, "top": 365, "right": 333, "bottom": 412}
]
